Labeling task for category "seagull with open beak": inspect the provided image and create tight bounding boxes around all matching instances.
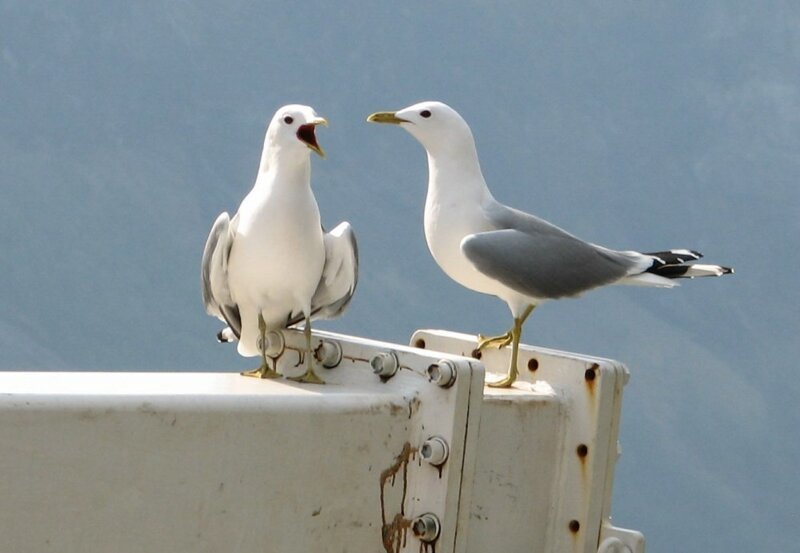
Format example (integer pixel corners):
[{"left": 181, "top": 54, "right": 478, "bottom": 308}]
[{"left": 203, "top": 105, "right": 359, "bottom": 384}]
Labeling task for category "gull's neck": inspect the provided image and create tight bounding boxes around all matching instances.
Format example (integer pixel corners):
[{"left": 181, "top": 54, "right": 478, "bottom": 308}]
[
  {"left": 425, "top": 141, "right": 493, "bottom": 208},
  {"left": 256, "top": 145, "right": 311, "bottom": 192}
]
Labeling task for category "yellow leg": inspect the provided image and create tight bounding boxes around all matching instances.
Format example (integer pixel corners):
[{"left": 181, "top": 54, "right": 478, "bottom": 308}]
[
  {"left": 288, "top": 318, "right": 325, "bottom": 384},
  {"left": 241, "top": 314, "right": 280, "bottom": 379},
  {"left": 487, "top": 305, "right": 535, "bottom": 388}
]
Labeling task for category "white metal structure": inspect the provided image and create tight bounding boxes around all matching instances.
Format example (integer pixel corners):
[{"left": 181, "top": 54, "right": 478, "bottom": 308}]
[{"left": 0, "top": 329, "right": 643, "bottom": 553}]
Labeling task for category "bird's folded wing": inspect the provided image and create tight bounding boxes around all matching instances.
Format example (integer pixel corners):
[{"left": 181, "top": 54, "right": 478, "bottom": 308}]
[
  {"left": 201, "top": 212, "right": 242, "bottom": 338},
  {"left": 308, "top": 221, "right": 359, "bottom": 321},
  {"left": 461, "top": 223, "right": 636, "bottom": 300}
]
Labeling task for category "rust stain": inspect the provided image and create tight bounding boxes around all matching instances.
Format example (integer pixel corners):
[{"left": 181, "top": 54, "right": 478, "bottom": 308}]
[
  {"left": 584, "top": 363, "right": 598, "bottom": 394},
  {"left": 383, "top": 514, "right": 412, "bottom": 552},
  {"left": 380, "top": 442, "right": 419, "bottom": 553},
  {"left": 576, "top": 443, "right": 589, "bottom": 483},
  {"left": 407, "top": 396, "right": 420, "bottom": 420},
  {"left": 569, "top": 519, "right": 581, "bottom": 534},
  {"left": 577, "top": 445, "right": 588, "bottom": 470},
  {"left": 419, "top": 540, "right": 436, "bottom": 553}
]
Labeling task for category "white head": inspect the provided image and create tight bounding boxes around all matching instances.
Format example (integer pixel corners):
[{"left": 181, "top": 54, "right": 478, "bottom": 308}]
[
  {"left": 261, "top": 104, "right": 328, "bottom": 169},
  {"left": 367, "top": 101, "right": 476, "bottom": 157}
]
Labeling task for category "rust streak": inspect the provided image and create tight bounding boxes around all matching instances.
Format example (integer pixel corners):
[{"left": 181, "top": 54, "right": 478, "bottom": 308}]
[
  {"left": 343, "top": 354, "right": 371, "bottom": 363},
  {"left": 584, "top": 363, "right": 598, "bottom": 394},
  {"left": 380, "top": 442, "right": 419, "bottom": 553},
  {"left": 419, "top": 540, "right": 436, "bottom": 553}
]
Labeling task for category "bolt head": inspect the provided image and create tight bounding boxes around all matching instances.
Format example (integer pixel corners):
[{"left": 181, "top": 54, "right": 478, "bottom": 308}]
[
  {"left": 426, "top": 360, "right": 456, "bottom": 388},
  {"left": 316, "top": 340, "right": 342, "bottom": 369},
  {"left": 257, "top": 330, "right": 285, "bottom": 358},
  {"left": 411, "top": 513, "right": 441, "bottom": 542},
  {"left": 420, "top": 436, "right": 449, "bottom": 466},
  {"left": 370, "top": 352, "right": 399, "bottom": 378}
]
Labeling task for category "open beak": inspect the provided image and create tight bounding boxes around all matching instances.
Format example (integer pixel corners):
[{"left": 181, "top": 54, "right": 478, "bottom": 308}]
[
  {"left": 297, "top": 117, "right": 328, "bottom": 158},
  {"left": 366, "top": 111, "right": 409, "bottom": 125}
]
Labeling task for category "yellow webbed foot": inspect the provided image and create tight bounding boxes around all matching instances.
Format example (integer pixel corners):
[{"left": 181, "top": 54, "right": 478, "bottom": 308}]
[
  {"left": 241, "top": 365, "right": 280, "bottom": 379},
  {"left": 288, "top": 369, "right": 325, "bottom": 385},
  {"left": 476, "top": 331, "right": 513, "bottom": 350}
]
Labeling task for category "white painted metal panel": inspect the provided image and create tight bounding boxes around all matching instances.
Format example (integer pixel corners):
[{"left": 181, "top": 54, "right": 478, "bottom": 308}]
[
  {"left": 0, "top": 330, "right": 483, "bottom": 553},
  {"left": 410, "top": 329, "right": 644, "bottom": 553},
  {"left": 0, "top": 328, "right": 643, "bottom": 553}
]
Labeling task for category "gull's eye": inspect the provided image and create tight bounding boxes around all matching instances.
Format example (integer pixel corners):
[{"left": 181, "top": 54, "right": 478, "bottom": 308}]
[
  {"left": 283, "top": 116, "right": 294, "bottom": 125},
  {"left": 420, "top": 110, "right": 431, "bottom": 118}
]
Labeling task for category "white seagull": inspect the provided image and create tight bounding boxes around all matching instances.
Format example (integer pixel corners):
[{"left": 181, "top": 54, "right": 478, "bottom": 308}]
[
  {"left": 368, "top": 101, "right": 732, "bottom": 387},
  {"left": 202, "top": 105, "right": 358, "bottom": 384}
]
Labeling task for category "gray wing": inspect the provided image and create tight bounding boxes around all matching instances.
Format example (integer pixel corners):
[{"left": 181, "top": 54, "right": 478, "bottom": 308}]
[
  {"left": 201, "top": 212, "right": 242, "bottom": 339},
  {"left": 288, "top": 221, "right": 359, "bottom": 325},
  {"left": 461, "top": 203, "right": 641, "bottom": 299}
]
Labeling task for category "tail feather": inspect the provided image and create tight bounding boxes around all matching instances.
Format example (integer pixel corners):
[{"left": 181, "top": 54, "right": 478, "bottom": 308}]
[
  {"left": 644, "top": 249, "right": 702, "bottom": 264},
  {"left": 217, "top": 327, "right": 238, "bottom": 343},
  {"left": 644, "top": 249, "right": 733, "bottom": 280}
]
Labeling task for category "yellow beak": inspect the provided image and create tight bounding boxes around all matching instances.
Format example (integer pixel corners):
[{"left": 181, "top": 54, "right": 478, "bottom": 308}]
[
  {"left": 366, "top": 111, "right": 409, "bottom": 125},
  {"left": 298, "top": 118, "right": 328, "bottom": 158}
]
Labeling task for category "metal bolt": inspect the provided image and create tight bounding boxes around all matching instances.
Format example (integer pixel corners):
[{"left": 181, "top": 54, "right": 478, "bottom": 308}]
[
  {"left": 420, "top": 436, "right": 449, "bottom": 467},
  {"left": 411, "top": 513, "right": 441, "bottom": 543},
  {"left": 315, "top": 340, "right": 342, "bottom": 369},
  {"left": 370, "top": 351, "right": 399, "bottom": 378},
  {"left": 257, "top": 330, "right": 285, "bottom": 358},
  {"left": 598, "top": 537, "right": 633, "bottom": 553},
  {"left": 427, "top": 360, "right": 457, "bottom": 388}
]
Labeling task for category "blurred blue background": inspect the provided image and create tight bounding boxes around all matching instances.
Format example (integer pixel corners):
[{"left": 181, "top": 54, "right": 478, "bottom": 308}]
[{"left": 1, "top": 2, "right": 797, "bottom": 551}]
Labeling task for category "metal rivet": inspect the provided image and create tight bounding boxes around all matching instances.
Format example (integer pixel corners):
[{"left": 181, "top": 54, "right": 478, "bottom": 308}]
[
  {"left": 412, "top": 513, "right": 441, "bottom": 542},
  {"left": 576, "top": 444, "right": 589, "bottom": 458},
  {"left": 257, "top": 330, "right": 285, "bottom": 358},
  {"left": 315, "top": 340, "right": 342, "bottom": 369},
  {"left": 414, "top": 338, "right": 426, "bottom": 349},
  {"left": 584, "top": 368, "right": 596, "bottom": 381},
  {"left": 569, "top": 519, "right": 581, "bottom": 533},
  {"left": 598, "top": 537, "right": 631, "bottom": 553},
  {"left": 527, "top": 358, "right": 539, "bottom": 372},
  {"left": 470, "top": 349, "right": 482, "bottom": 359},
  {"left": 370, "top": 352, "right": 399, "bottom": 378},
  {"left": 427, "top": 360, "right": 457, "bottom": 388},
  {"left": 420, "top": 436, "right": 449, "bottom": 467}
]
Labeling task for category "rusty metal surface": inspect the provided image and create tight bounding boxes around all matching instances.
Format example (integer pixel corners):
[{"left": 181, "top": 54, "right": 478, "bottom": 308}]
[
  {"left": 0, "top": 328, "right": 643, "bottom": 553},
  {"left": 0, "top": 329, "right": 483, "bottom": 553},
  {"left": 410, "top": 329, "right": 644, "bottom": 553}
]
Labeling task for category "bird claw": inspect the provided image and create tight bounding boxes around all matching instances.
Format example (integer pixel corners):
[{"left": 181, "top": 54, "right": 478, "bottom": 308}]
[
  {"left": 476, "top": 332, "right": 513, "bottom": 351},
  {"left": 486, "top": 373, "right": 517, "bottom": 388},
  {"left": 241, "top": 366, "right": 281, "bottom": 379},
  {"left": 288, "top": 369, "right": 325, "bottom": 385}
]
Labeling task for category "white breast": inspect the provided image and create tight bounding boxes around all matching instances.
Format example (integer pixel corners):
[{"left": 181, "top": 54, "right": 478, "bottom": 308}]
[
  {"left": 424, "top": 193, "right": 512, "bottom": 299},
  {"left": 228, "top": 184, "right": 324, "bottom": 326}
]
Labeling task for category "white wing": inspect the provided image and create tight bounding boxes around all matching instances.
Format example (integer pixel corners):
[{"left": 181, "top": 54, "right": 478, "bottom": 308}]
[{"left": 292, "top": 221, "right": 358, "bottom": 323}]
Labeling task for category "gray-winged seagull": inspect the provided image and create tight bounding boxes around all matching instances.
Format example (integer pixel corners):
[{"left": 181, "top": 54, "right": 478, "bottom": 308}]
[{"left": 368, "top": 101, "right": 731, "bottom": 388}]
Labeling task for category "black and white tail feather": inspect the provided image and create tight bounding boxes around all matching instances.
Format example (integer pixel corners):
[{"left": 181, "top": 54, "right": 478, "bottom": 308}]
[{"left": 636, "top": 248, "right": 733, "bottom": 285}]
